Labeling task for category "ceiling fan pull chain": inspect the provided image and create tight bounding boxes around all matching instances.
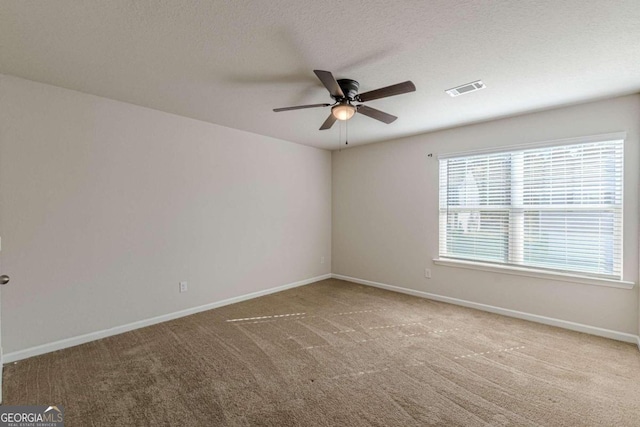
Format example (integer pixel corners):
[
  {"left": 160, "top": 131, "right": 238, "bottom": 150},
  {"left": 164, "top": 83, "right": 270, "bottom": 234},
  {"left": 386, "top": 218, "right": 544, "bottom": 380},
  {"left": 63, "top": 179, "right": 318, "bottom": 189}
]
[{"left": 345, "top": 119, "right": 349, "bottom": 145}]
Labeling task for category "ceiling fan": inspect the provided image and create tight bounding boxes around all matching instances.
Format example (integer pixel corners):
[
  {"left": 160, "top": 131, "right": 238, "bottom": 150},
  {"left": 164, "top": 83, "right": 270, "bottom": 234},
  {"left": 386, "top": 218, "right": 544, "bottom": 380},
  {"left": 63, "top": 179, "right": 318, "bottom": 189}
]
[{"left": 273, "top": 70, "right": 416, "bottom": 130}]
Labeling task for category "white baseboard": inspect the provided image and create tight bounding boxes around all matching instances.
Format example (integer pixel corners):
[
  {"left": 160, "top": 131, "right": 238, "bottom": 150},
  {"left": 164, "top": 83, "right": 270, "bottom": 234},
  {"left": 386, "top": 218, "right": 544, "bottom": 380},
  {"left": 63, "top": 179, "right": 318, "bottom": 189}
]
[
  {"left": 4, "top": 274, "right": 331, "bottom": 364},
  {"left": 332, "top": 274, "right": 640, "bottom": 345}
]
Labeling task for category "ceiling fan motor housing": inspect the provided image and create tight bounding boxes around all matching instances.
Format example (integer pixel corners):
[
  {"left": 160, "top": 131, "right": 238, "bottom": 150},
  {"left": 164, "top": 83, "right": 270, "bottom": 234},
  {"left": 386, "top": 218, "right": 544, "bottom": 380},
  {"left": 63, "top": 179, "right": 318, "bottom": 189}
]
[{"left": 337, "top": 79, "right": 360, "bottom": 101}]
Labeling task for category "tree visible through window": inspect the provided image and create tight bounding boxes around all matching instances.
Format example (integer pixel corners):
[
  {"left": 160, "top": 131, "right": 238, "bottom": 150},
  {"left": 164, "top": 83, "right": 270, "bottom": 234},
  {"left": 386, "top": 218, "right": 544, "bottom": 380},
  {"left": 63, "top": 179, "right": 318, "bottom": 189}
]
[{"left": 438, "top": 138, "right": 623, "bottom": 280}]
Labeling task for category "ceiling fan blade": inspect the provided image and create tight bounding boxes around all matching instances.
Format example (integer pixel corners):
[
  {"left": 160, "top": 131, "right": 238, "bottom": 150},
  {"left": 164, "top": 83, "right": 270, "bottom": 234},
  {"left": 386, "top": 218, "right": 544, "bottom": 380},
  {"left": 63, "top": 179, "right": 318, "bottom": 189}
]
[
  {"left": 357, "top": 105, "right": 397, "bottom": 124},
  {"left": 319, "top": 113, "right": 337, "bottom": 130},
  {"left": 273, "top": 103, "right": 330, "bottom": 112},
  {"left": 314, "top": 70, "right": 345, "bottom": 98},
  {"left": 357, "top": 81, "right": 416, "bottom": 102}
]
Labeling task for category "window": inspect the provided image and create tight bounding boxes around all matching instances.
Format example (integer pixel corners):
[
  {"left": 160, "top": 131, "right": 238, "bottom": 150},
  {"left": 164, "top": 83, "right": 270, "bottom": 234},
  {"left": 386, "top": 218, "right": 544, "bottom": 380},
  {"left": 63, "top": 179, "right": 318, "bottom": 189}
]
[{"left": 438, "top": 137, "right": 624, "bottom": 280}]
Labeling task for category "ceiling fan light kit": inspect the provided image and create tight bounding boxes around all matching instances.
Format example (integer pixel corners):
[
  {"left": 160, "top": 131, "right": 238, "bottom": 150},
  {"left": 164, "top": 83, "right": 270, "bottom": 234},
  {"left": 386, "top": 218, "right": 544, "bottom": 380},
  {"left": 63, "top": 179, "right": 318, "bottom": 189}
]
[
  {"left": 273, "top": 70, "right": 416, "bottom": 131},
  {"left": 332, "top": 103, "right": 356, "bottom": 121}
]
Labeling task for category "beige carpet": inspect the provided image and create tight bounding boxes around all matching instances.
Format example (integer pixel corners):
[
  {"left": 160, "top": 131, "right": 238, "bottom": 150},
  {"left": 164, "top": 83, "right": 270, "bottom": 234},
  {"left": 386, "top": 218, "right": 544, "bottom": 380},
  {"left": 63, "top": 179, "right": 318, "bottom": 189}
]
[{"left": 4, "top": 279, "right": 640, "bottom": 426}]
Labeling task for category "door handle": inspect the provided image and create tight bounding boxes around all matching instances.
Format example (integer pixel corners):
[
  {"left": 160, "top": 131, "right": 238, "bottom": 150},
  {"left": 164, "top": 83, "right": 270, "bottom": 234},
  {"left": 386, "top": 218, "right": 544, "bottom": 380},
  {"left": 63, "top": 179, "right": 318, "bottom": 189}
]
[{"left": 0, "top": 275, "right": 9, "bottom": 285}]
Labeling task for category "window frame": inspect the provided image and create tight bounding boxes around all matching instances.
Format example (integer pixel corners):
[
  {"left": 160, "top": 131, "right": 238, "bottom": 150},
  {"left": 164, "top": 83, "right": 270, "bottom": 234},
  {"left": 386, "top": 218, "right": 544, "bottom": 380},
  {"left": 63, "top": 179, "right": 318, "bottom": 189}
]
[{"left": 434, "top": 132, "right": 633, "bottom": 288}]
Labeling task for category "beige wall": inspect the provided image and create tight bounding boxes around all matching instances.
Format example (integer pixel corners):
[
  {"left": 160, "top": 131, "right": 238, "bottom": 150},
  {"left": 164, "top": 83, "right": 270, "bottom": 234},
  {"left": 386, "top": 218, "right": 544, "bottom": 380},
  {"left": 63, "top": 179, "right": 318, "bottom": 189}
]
[
  {"left": 0, "top": 75, "right": 332, "bottom": 354},
  {"left": 333, "top": 94, "right": 640, "bottom": 335}
]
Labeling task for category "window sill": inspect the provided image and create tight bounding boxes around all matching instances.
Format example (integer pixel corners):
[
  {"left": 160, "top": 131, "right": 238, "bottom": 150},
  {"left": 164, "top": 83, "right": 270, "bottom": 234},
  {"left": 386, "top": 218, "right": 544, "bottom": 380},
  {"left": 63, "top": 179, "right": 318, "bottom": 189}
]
[{"left": 432, "top": 258, "right": 635, "bottom": 290}]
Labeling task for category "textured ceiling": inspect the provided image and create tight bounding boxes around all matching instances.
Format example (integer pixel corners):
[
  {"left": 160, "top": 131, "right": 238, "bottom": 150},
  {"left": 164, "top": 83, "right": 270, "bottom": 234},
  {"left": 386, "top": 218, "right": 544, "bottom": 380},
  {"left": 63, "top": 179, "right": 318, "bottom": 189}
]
[{"left": 1, "top": 1, "right": 640, "bottom": 149}]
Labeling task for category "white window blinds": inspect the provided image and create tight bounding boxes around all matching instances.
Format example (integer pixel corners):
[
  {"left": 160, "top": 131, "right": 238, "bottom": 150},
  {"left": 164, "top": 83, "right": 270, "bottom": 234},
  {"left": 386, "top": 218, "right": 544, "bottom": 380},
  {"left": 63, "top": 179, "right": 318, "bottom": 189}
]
[{"left": 439, "top": 138, "right": 624, "bottom": 280}]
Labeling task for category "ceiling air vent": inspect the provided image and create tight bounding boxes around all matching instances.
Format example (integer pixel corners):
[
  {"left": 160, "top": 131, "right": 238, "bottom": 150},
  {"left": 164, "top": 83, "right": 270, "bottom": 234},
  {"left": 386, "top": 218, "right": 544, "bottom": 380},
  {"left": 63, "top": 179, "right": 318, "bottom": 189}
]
[{"left": 445, "top": 80, "right": 485, "bottom": 97}]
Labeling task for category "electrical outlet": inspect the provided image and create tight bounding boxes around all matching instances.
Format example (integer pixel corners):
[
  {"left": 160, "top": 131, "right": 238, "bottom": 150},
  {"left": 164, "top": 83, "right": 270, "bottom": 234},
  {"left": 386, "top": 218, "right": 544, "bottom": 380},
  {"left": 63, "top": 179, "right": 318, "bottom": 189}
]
[
  {"left": 424, "top": 269, "right": 431, "bottom": 279},
  {"left": 321, "top": 256, "right": 325, "bottom": 264},
  {"left": 179, "top": 281, "right": 188, "bottom": 293}
]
